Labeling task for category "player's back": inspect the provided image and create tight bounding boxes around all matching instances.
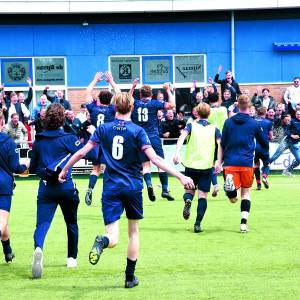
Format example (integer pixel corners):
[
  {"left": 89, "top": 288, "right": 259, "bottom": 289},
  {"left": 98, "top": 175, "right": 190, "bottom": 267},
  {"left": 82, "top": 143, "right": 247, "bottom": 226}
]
[
  {"left": 30, "top": 129, "right": 82, "bottom": 182},
  {"left": 255, "top": 117, "right": 272, "bottom": 146},
  {"left": 132, "top": 99, "right": 165, "bottom": 136},
  {"left": 86, "top": 101, "right": 115, "bottom": 127},
  {"left": 221, "top": 113, "right": 264, "bottom": 167},
  {"left": 91, "top": 119, "right": 150, "bottom": 190}
]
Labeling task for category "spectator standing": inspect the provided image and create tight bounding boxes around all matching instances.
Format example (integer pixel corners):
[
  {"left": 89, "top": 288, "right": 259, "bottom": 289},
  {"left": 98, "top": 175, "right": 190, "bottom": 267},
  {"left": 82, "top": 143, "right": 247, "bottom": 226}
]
[
  {"left": 162, "top": 110, "right": 180, "bottom": 144},
  {"left": 43, "top": 87, "right": 71, "bottom": 110},
  {"left": 6, "top": 92, "right": 30, "bottom": 124},
  {"left": 214, "top": 65, "right": 241, "bottom": 101},
  {"left": 284, "top": 77, "right": 300, "bottom": 109},
  {"left": 31, "top": 94, "right": 50, "bottom": 121}
]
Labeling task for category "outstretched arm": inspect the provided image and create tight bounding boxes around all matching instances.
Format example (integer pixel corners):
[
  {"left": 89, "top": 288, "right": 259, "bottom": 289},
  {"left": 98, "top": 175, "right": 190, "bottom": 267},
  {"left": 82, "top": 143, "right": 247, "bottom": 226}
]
[
  {"left": 58, "top": 141, "right": 95, "bottom": 182},
  {"left": 164, "top": 83, "right": 175, "bottom": 110},
  {"left": 86, "top": 72, "right": 102, "bottom": 103},
  {"left": 105, "top": 72, "right": 121, "bottom": 94},
  {"left": 173, "top": 129, "right": 189, "bottom": 164},
  {"left": 144, "top": 147, "right": 194, "bottom": 190},
  {"left": 129, "top": 78, "right": 139, "bottom": 96}
]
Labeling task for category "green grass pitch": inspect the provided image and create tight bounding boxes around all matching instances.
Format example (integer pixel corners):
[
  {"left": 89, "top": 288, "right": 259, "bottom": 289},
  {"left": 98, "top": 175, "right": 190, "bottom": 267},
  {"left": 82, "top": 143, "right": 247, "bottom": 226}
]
[{"left": 1, "top": 174, "right": 300, "bottom": 300}]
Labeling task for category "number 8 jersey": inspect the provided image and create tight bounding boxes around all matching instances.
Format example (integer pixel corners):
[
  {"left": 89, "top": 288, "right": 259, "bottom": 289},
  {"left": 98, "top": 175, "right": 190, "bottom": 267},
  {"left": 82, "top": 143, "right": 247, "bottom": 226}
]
[
  {"left": 90, "top": 119, "right": 151, "bottom": 190},
  {"left": 86, "top": 100, "right": 116, "bottom": 127},
  {"left": 131, "top": 99, "right": 166, "bottom": 137}
]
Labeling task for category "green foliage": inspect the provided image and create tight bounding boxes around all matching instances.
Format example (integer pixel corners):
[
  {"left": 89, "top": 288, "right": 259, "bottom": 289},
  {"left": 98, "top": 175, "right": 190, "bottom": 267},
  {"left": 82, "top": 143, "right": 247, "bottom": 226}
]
[{"left": 1, "top": 175, "right": 300, "bottom": 299}]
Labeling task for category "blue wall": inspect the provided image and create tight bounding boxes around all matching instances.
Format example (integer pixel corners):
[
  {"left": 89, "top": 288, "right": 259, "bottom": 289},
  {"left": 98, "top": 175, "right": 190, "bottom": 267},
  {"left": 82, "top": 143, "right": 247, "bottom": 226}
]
[
  {"left": 235, "top": 18, "right": 300, "bottom": 83},
  {"left": 0, "top": 18, "right": 299, "bottom": 86}
]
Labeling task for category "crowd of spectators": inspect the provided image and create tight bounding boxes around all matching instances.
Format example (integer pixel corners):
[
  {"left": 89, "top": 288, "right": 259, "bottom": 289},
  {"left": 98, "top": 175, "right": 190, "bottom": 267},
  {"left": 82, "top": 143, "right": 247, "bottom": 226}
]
[{"left": 1, "top": 68, "right": 300, "bottom": 170}]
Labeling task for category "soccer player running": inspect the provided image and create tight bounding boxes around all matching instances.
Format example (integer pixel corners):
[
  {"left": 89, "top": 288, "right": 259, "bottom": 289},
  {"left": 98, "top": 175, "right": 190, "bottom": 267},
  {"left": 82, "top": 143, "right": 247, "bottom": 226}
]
[
  {"left": 29, "top": 103, "right": 84, "bottom": 279},
  {"left": 58, "top": 92, "right": 194, "bottom": 288},
  {"left": 173, "top": 103, "right": 222, "bottom": 233},
  {"left": 84, "top": 72, "right": 118, "bottom": 205},
  {"left": 0, "top": 111, "right": 28, "bottom": 263},
  {"left": 218, "top": 95, "right": 268, "bottom": 233},
  {"left": 254, "top": 107, "right": 273, "bottom": 190},
  {"left": 131, "top": 81, "right": 176, "bottom": 201}
]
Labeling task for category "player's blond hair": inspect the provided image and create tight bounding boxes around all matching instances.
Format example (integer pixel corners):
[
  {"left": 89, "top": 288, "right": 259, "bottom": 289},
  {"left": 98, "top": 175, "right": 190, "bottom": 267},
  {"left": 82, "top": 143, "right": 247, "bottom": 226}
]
[
  {"left": 238, "top": 95, "right": 250, "bottom": 111},
  {"left": 113, "top": 92, "right": 134, "bottom": 114},
  {"left": 195, "top": 102, "right": 211, "bottom": 119}
]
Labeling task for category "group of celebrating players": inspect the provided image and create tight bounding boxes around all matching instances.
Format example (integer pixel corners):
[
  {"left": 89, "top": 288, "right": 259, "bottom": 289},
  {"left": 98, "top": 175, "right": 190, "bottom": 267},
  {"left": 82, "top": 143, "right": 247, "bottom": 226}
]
[{"left": 0, "top": 69, "right": 297, "bottom": 289}]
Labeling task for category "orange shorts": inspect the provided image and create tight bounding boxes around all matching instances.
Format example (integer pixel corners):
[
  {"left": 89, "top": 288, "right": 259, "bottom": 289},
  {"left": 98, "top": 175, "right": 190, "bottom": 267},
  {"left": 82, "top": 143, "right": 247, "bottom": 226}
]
[{"left": 223, "top": 166, "right": 254, "bottom": 189}]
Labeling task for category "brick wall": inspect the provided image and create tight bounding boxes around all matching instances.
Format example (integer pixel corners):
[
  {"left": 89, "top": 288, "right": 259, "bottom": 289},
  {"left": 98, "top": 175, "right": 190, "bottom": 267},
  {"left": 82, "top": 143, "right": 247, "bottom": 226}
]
[{"left": 67, "top": 83, "right": 291, "bottom": 113}]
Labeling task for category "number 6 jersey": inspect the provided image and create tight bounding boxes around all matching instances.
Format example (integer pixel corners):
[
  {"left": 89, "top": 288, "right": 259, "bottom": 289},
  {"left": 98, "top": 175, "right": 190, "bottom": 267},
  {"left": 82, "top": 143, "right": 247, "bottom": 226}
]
[{"left": 90, "top": 119, "right": 151, "bottom": 191}]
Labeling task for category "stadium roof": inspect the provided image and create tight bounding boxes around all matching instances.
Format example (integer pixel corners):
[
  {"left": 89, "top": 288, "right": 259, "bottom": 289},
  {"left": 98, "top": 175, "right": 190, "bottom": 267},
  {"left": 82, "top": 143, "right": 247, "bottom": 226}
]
[{"left": 0, "top": 0, "right": 300, "bottom": 14}]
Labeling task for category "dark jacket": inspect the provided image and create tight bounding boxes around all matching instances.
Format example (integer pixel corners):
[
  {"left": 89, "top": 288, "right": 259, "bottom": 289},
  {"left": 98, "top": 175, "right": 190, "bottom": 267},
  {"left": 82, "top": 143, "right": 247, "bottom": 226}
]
[
  {"left": 251, "top": 95, "right": 276, "bottom": 110},
  {"left": 221, "top": 113, "right": 268, "bottom": 167},
  {"left": 43, "top": 89, "right": 71, "bottom": 110},
  {"left": 214, "top": 74, "right": 241, "bottom": 101}
]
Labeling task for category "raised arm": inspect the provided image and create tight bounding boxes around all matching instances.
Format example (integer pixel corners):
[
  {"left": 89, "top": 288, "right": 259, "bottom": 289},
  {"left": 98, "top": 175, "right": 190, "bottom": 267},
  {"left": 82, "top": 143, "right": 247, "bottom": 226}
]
[
  {"left": 164, "top": 83, "right": 175, "bottom": 110},
  {"left": 24, "top": 77, "right": 33, "bottom": 107},
  {"left": 105, "top": 72, "right": 121, "bottom": 94},
  {"left": 129, "top": 78, "right": 139, "bottom": 96},
  {"left": 86, "top": 72, "right": 102, "bottom": 103}
]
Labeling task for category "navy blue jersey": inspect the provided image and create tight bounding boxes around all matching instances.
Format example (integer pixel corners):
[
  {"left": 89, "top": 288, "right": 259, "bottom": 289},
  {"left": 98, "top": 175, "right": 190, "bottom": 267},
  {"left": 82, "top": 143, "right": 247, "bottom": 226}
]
[
  {"left": 29, "top": 129, "right": 83, "bottom": 184},
  {"left": 131, "top": 98, "right": 166, "bottom": 137},
  {"left": 0, "top": 133, "right": 27, "bottom": 195},
  {"left": 91, "top": 119, "right": 151, "bottom": 190},
  {"left": 86, "top": 101, "right": 115, "bottom": 127},
  {"left": 255, "top": 117, "right": 272, "bottom": 151},
  {"left": 289, "top": 119, "right": 300, "bottom": 144}
]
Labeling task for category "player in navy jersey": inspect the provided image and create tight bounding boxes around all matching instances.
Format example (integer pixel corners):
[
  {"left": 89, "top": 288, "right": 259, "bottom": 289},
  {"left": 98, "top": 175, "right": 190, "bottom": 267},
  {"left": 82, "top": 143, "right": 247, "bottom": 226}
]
[
  {"left": 58, "top": 92, "right": 194, "bottom": 288},
  {"left": 0, "top": 111, "right": 28, "bottom": 263},
  {"left": 130, "top": 81, "right": 176, "bottom": 201},
  {"left": 29, "top": 103, "right": 84, "bottom": 279},
  {"left": 254, "top": 107, "right": 273, "bottom": 190},
  {"left": 84, "top": 72, "right": 118, "bottom": 206}
]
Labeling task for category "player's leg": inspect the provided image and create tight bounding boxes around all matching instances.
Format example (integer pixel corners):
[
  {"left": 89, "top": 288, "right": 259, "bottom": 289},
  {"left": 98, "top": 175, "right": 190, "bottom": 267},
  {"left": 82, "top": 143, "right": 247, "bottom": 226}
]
[
  {"left": 261, "top": 153, "right": 270, "bottom": 189},
  {"left": 123, "top": 190, "right": 143, "bottom": 288},
  {"left": 125, "top": 219, "right": 139, "bottom": 288},
  {"left": 153, "top": 138, "right": 174, "bottom": 201},
  {"left": 194, "top": 170, "right": 211, "bottom": 233},
  {"left": 32, "top": 191, "right": 58, "bottom": 279},
  {"left": 240, "top": 188, "right": 251, "bottom": 233},
  {"left": 182, "top": 167, "right": 196, "bottom": 220},
  {"left": 211, "top": 167, "right": 219, "bottom": 197},
  {"left": 182, "top": 189, "right": 195, "bottom": 220},
  {"left": 0, "top": 197, "right": 14, "bottom": 263},
  {"left": 59, "top": 188, "right": 80, "bottom": 268},
  {"left": 223, "top": 167, "right": 239, "bottom": 203},
  {"left": 85, "top": 164, "right": 101, "bottom": 206},
  {"left": 254, "top": 153, "right": 261, "bottom": 190},
  {"left": 89, "top": 190, "right": 122, "bottom": 265},
  {"left": 142, "top": 161, "right": 156, "bottom": 201},
  {"left": 239, "top": 167, "right": 254, "bottom": 233}
]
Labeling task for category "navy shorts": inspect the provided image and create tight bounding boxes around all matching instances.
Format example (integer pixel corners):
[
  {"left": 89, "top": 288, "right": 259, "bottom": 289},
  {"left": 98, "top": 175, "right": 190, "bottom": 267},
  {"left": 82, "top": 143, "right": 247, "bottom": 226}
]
[
  {"left": 101, "top": 190, "right": 143, "bottom": 225},
  {"left": 254, "top": 150, "right": 269, "bottom": 166},
  {"left": 140, "top": 135, "right": 164, "bottom": 162},
  {"left": 0, "top": 195, "right": 12, "bottom": 212},
  {"left": 184, "top": 167, "right": 213, "bottom": 193}
]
